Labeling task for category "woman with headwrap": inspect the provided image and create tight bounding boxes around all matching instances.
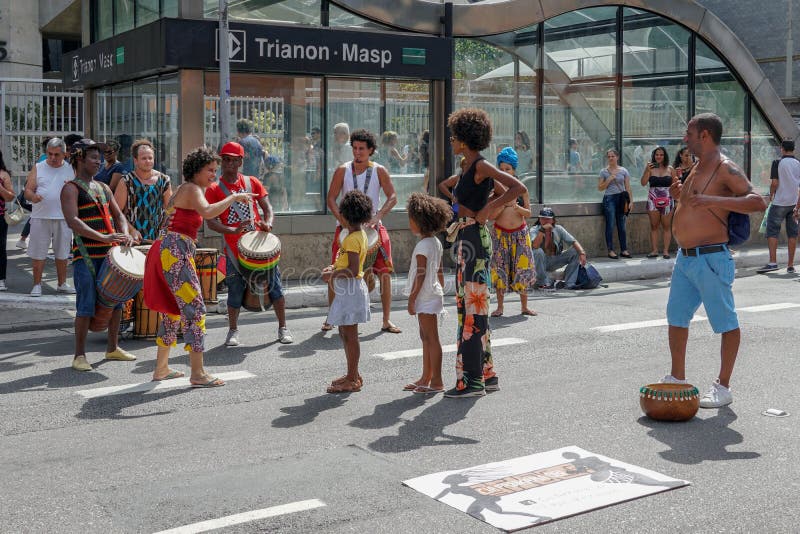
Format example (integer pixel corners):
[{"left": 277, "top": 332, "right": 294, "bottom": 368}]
[{"left": 489, "top": 147, "right": 537, "bottom": 317}]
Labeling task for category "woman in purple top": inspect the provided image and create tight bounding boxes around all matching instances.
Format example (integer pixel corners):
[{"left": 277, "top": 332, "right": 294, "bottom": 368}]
[{"left": 598, "top": 148, "right": 633, "bottom": 259}]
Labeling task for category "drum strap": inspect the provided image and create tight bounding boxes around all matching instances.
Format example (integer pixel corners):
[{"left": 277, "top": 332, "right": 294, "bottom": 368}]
[
  {"left": 68, "top": 180, "right": 114, "bottom": 278},
  {"left": 350, "top": 162, "right": 373, "bottom": 193},
  {"left": 217, "top": 176, "right": 254, "bottom": 276}
]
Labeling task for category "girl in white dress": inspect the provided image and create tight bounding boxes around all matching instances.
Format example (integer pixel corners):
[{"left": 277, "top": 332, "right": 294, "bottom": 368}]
[
  {"left": 403, "top": 192, "right": 453, "bottom": 394},
  {"left": 323, "top": 190, "right": 373, "bottom": 393}
]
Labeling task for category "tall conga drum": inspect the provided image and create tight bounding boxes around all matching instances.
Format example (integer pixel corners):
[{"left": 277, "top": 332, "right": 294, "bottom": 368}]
[
  {"left": 237, "top": 231, "right": 281, "bottom": 312},
  {"left": 132, "top": 244, "right": 162, "bottom": 338},
  {"left": 195, "top": 247, "right": 219, "bottom": 304},
  {"left": 90, "top": 246, "right": 146, "bottom": 332}
]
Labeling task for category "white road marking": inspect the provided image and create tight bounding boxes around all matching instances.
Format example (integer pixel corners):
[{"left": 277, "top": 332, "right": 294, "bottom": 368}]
[
  {"left": 75, "top": 371, "right": 256, "bottom": 399},
  {"left": 593, "top": 316, "right": 706, "bottom": 333},
  {"left": 152, "top": 499, "right": 326, "bottom": 534},
  {"left": 593, "top": 302, "right": 800, "bottom": 332},
  {"left": 375, "top": 337, "right": 527, "bottom": 360},
  {"left": 737, "top": 302, "right": 800, "bottom": 313}
]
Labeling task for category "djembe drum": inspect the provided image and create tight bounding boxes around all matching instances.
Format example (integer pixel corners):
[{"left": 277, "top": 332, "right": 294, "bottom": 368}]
[
  {"left": 131, "top": 244, "right": 161, "bottom": 338},
  {"left": 639, "top": 383, "right": 700, "bottom": 421},
  {"left": 338, "top": 227, "right": 380, "bottom": 292},
  {"left": 195, "top": 247, "right": 219, "bottom": 304},
  {"left": 89, "top": 246, "right": 146, "bottom": 332},
  {"left": 237, "top": 231, "right": 281, "bottom": 312}
]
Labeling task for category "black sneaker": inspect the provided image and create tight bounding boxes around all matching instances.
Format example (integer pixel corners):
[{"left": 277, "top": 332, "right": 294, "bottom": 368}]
[
  {"left": 756, "top": 263, "right": 779, "bottom": 274},
  {"left": 444, "top": 385, "right": 486, "bottom": 398},
  {"left": 484, "top": 376, "right": 500, "bottom": 392}
]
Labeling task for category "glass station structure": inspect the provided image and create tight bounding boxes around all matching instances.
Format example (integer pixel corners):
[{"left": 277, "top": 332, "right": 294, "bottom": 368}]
[{"left": 66, "top": 0, "right": 799, "bottom": 261}]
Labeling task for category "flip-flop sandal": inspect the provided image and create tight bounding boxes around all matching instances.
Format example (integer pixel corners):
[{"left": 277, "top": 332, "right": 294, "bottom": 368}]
[
  {"left": 321, "top": 322, "right": 333, "bottom": 331},
  {"left": 152, "top": 370, "right": 185, "bottom": 382},
  {"left": 190, "top": 376, "right": 225, "bottom": 388},
  {"left": 380, "top": 325, "right": 402, "bottom": 334},
  {"left": 663, "top": 254, "right": 671, "bottom": 259},
  {"left": 646, "top": 253, "right": 659, "bottom": 258},
  {"left": 413, "top": 385, "right": 444, "bottom": 394},
  {"left": 403, "top": 383, "right": 420, "bottom": 391},
  {"left": 332, "top": 375, "right": 364, "bottom": 387},
  {"left": 521, "top": 310, "right": 538, "bottom": 316},
  {"left": 490, "top": 311, "right": 503, "bottom": 317},
  {"left": 327, "top": 379, "right": 361, "bottom": 393}
]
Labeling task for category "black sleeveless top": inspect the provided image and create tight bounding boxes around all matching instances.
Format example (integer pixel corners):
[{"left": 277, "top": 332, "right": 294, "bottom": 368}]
[
  {"left": 648, "top": 174, "right": 672, "bottom": 188},
  {"left": 453, "top": 156, "right": 493, "bottom": 213}
]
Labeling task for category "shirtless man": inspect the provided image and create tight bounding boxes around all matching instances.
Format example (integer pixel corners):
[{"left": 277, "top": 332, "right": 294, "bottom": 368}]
[{"left": 661, "top": 113, "right": 766, "bottom": 408}]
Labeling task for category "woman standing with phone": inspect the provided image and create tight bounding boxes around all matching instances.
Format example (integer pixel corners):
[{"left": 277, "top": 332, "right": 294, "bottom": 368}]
[
  {"left": 598, "top": 148, "right": 632, "bottom": 259},
  {"left": 640, "top": 146, "right": 675, "bottom": 258}
]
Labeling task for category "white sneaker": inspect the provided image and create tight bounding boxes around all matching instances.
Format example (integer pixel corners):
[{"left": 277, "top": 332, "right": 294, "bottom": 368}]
[
  {"left": 278, "top": 326, "right": 294, "bottom": 344},
  {"left": 699, "top": 379, "right": 733, "bottom": 408},
  {"left": 57, "top": 283, "right": 76, "bottom": 294},
  {"left": 30, "top": 284, "right": 42, "bottom": 297},
  {"left": 0, "top": 280, "right": 6, "bottom": 291},
  {"left": 660, "top": 374, "right": 688, "bottom": 384},
  {"left": 15, "top": 239, "right": 27, "bottom": 249},
  {"left": 224, "top": 329, "right": 240, "bottom": 347}
]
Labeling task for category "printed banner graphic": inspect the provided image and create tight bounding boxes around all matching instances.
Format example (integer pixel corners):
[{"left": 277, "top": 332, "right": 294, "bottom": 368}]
[{"left": 403, "top": 446, "right": 689, "bottom": 531}]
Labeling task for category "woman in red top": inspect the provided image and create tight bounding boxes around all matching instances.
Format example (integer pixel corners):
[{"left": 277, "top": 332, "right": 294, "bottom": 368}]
[{"left": 150, "top": 147, "right": 252, "bottom": 386}]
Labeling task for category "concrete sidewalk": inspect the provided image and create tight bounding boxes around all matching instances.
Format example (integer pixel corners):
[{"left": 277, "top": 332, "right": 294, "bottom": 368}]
[{"left": 0, "top": 229, "right": 788, "bottom": 333}]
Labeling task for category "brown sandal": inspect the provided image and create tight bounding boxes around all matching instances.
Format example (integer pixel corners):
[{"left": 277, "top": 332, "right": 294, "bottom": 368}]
[
  {"left": 327, "top": 379, "right": 361, "bottom": 393},
  {"left": 331, "top": 374, "right": 363, "bottom": 387}
]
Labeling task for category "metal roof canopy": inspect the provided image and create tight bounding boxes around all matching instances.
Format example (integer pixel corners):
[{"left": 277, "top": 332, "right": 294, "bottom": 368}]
[{"left": 334, "top": 0, "right": 799, "bottom": 142}]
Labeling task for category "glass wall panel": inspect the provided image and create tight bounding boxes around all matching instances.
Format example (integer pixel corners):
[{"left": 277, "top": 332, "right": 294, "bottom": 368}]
[
  {"left": 111, "top": 82, "right": 135, "bottom": 170},
  {"left": 162, "top": 0, "right": 178, "bottom": 18},
  {"left": 384, "top": 81, "right": 430, "bottom": 198},
  {"left": 750, "top": 106, "right": 781, "bottom": 195},
  {"left": 158, "top": 75, "right": 180, "bottom": 183},
  {"left": 205, "top": 72, "right": 322, "bottom": 214},
  {"left": 326, "top": 78, "right": 379, "bottom": 207},
  {"left": 203, "top": 0, "right": 321, "bottom": 25},
  {"left": 329, "top": 5, "right": 388, "bottom": 29},
  {"left": 94, "top": 0, "right": 114, "bottom": 41},
  {"left": 622, "top": 8, "right": 690, "bottom": 76},
  {"left": 453, "top": 38, "right": 538, "bottom": 200},
  {"left": 543, "top": 7, "right": 617, "bottom": 203},
  {"left": 94, "top": 88, "right": 112, "bottom": 143},
  {"left": 622, "top": 82, "right": 688, "bottom": 200},
  {"left": 114, "top": 0, "right": 135, "bottom": 34},
  {"left": 695, "top": 40, "right": 746, "bottom": 168},
  {"left": 136, "top": 0, "right": 160, "bottom": 26}
]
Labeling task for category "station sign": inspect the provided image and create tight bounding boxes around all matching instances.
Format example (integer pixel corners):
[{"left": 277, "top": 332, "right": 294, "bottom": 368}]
[{"left": 64, "top": 18, "right": 453, "bottom": 89}]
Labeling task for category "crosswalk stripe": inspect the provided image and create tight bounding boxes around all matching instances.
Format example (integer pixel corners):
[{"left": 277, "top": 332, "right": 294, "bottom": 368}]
[
  {"left": 737, "top": 302, "right": 800, "bottom": 312},
  {"left": 375, "top": 337, "right": 527, "bottom": 360},
  {"left": 152, "top": 499, "right": 326, "bottom": 534},
  {"left": 75, "top": 371, "right": 256, "bottom": 399},
  {"left": 593, "top": 302, "right": 800, "bottom": 332}
]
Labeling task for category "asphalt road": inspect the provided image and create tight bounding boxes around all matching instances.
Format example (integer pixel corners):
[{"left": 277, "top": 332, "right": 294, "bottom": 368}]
[{"left": 1, "top": 270, "right": 798, "bottom": 533}]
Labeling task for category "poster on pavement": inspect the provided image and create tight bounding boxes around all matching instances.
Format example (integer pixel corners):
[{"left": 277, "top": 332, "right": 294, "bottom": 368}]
[{"left": 402, "top": 446, "right": 689, "bottom": 531}]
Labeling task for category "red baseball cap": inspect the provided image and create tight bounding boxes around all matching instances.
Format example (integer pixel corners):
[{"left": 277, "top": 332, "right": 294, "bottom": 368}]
[{"left": 219, "top": 141, "right": 244, "bottom": 158}]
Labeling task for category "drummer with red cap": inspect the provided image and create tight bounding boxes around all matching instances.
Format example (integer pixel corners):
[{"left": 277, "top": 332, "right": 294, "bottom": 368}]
[{"left": 205, "top": 141, "right": 294, "bottom": 346}]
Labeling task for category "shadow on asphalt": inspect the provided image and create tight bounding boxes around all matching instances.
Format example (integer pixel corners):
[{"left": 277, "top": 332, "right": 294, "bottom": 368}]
[
  {"left": 367, "top": 396, "right": 481, "bottom": 453},
  {"left": 0, "top": 365, "right": 109, "bottom": 394},
  {"left": 76, "top": 388, "right": 191, "bottom": 420},
  {"left": 638, "top": 407, "right": 761, "bottom": 464},
  {"left": 348, "top": 394, "right": 428, "bottom": 430},
  {"left": 272, "top": 393, "right": 350, "bottom": 428}
]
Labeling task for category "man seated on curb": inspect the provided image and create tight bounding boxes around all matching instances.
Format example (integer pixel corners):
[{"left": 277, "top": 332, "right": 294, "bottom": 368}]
[{"left": 530, "top": 206, "right": 587, "bottom": 289}]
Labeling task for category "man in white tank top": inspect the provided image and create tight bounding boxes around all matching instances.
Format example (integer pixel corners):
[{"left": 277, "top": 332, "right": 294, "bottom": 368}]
[
  {"left": 24, "top": 137, "right": 75, "bottom": 296},
  {"left": 325, "top": 128, "right": 401, "bottom": 333}
]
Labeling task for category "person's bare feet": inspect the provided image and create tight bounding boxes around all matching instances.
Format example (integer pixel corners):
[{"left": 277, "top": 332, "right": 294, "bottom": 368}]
[
  {"left": 521, "top": 309, "right": 537, "bottom": 316},
  {"left": 490, "top": 308, "right": 504, "bottom": 317}
]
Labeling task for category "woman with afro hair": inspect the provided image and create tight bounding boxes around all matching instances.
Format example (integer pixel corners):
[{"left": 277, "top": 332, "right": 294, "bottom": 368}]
[{"left": 445, "top": 108, "right": 527, "bottom": 398}]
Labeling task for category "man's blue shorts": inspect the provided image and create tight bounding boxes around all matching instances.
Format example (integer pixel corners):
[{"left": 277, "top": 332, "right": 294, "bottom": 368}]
[
  {"left": 73, "top": 257, "right": 124, "bottom": 318},
  {"left": 667, "top": 245, "right": 739, "bottom": 334},
  {"left": 225, "top": 253, "right": 284, "bottom": 310}
]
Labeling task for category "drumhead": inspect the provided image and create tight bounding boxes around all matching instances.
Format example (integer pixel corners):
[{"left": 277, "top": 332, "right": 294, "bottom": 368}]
[
  {"left": 238, "top": 231, "right": 281, "bottom": 258},
  {"left": 108, "top": 246, "right": 146, "bottom": 278},
  {"left": 339, "top": 227, "right": 379, "bottom": 248},
  {"left": 195, "top": 248, "right": 219, "bottom": 254}
]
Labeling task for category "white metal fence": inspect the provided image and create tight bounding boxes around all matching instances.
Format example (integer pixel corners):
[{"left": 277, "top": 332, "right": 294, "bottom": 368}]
[{"left": 0, "top": 78, "right": 84, "bottom": 188}]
